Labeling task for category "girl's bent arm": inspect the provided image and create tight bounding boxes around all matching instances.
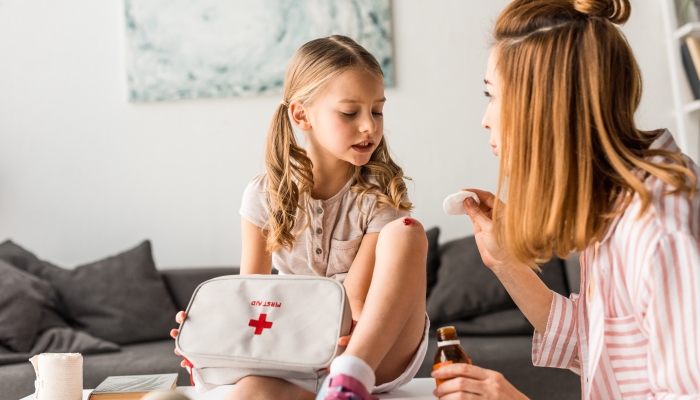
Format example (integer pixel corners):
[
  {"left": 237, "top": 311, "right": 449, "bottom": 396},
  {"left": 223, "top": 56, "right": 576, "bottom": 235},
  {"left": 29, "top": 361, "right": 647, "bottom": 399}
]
[
  {"left": 342, "top": 232, "right": 379, "bottom": 320},
  {"left": 240, "top": 218, "right": 273, "bottom": 275}
]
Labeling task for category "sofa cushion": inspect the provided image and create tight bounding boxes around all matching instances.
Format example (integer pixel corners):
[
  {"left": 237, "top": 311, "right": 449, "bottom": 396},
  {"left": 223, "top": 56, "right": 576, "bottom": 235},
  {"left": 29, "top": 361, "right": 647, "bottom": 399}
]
[
  {"left": 564, "top": 253, "right": 582, "bottom": 294},
  {"left": 0, "top": 260, "right": 58, "bottom": 352},
  {"left": 427, "top": 235, "right": 568, "bottom": 324},
  {"left": 0, "top": 240, "right": 56, "bottom": 278},
  {"left": 441, "top": 308, "right": 533, "bottom": 336},
  {"left": 160, "top": 267, "right": 241, "bottom": 311},
  {"left": 45, "top": 241, "right": 179, "bottom": 344},
  {"left": 425, "top": 227, "right": 440, "bottom": 297},
  {"left": 0, "top": 327, "right": 119, "bottom": 366},
  {"left": 1, "top": 240, "right": 179, "bottom": 345}
]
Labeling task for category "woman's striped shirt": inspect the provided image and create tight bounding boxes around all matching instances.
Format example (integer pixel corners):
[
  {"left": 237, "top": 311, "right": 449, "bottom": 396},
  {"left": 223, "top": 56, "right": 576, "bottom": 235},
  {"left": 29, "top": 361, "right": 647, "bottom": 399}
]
[{"left": 532, "top": 130, "right": 700, "bottom": 399}]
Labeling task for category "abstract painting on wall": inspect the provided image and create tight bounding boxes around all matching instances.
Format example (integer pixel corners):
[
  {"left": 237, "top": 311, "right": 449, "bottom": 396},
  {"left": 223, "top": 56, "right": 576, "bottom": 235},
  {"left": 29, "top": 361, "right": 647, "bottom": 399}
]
[{"left": 124, "top": 0, "right": 393, "bottom": 102}]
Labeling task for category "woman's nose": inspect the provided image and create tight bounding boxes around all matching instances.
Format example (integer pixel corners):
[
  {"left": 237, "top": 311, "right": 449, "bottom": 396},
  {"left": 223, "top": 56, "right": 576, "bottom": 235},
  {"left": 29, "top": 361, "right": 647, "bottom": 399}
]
[{"left": 481, "top": 112, "right": 491, "bottom": 131}]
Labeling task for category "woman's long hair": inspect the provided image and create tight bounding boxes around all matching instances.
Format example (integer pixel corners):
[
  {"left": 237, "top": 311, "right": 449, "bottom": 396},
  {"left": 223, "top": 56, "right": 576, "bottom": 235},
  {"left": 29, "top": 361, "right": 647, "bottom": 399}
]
[
  {"left": 492, "top": 0, "right": 697, "bottom": 266},
  {"left": 265, "top": 35, "right": 411, "bottom": 253}
]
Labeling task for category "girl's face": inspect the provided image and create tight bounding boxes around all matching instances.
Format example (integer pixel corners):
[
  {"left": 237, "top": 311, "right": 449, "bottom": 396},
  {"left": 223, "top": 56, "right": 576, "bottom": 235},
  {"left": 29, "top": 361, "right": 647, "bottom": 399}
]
[
  {"left": 297, "top": 68, "right": 385, "bottom": 167},
  {"left": 482, "top": 50, "right": 502, "bottom": 157}
]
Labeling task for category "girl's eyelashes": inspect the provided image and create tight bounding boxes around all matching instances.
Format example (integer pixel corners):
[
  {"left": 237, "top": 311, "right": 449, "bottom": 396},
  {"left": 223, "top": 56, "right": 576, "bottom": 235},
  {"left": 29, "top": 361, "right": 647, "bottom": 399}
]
[
  {"left": 484, "top": 91, "right": 492, "bottom": 98},
  {"left": 340, "top": 111, "right": 384, "bottom": 117}
]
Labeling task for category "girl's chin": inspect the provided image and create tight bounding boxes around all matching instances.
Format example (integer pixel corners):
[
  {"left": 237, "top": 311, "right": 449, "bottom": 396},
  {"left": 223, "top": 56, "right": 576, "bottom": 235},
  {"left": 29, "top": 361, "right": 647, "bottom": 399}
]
[
  {"left": 347, "top": 155, "right": 373, "bottom": 167},
  {"left": 349, "top": 160, "right": 370, "bottom": 167}
]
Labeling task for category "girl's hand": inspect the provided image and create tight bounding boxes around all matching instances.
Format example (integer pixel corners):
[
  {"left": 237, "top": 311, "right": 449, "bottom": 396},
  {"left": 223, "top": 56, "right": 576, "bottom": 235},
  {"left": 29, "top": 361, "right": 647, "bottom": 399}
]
[
  {"left": 337, "top": 320, "right": 357, "bottom": 347},
  {"left": 432, "top": 363, "right": 529, "bottom": 400},
  {"left": 170, "top": 311, "right": 188, "bottom": 368},
  {"left": 461, "top": 189, "right": 513, "bottom": 270}
]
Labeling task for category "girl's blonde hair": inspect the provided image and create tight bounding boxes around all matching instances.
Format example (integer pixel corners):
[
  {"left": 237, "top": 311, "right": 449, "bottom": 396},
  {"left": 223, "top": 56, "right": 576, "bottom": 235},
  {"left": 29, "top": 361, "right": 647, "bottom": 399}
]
[
  {"left": 265, "top": 35, "right": 411, "bottom": 253},
  {"left": 492, "top": 0, "right": 697, "bottom": 266}
]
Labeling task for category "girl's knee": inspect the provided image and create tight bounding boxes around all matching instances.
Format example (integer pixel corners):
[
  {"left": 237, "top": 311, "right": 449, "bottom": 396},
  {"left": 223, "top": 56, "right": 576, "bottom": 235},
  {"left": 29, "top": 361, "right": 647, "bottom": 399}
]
[{"left": 380, "top": 217, "right": 428, "bottom": 249}]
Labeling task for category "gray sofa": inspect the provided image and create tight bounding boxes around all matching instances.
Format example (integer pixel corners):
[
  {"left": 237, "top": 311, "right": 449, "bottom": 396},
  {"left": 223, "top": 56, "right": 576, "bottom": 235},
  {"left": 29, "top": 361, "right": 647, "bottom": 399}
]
[{"left": 1, "top": 237, "right": 582, "bottom": 400}]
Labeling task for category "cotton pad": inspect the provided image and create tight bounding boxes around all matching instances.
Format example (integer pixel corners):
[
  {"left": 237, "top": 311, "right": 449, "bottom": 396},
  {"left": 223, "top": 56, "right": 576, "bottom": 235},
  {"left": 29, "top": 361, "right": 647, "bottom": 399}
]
[{"left": 443, "top": 191, "right": 480, "bottom": 215}]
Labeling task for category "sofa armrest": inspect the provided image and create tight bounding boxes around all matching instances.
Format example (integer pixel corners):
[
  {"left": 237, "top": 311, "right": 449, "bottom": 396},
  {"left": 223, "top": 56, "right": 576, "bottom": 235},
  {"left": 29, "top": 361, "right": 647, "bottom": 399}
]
[{"left": 160, "top": 267, "right": 240, "bottom": 311}]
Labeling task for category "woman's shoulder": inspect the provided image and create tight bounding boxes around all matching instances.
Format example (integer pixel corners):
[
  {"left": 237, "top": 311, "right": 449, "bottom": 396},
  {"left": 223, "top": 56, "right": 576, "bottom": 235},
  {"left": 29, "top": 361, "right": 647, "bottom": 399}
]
[
  {"left": 633, "top": 129, "right": 700, "bottom": 235},
  {"left": 613, "top": 168, "right": 699, "bottom": 254}
]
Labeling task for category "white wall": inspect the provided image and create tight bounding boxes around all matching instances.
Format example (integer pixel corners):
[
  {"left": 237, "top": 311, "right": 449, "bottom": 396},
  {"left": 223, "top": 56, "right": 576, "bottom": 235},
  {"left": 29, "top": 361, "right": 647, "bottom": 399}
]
[{"left": 0, "top": 0, "right": 675, "bottom": 268}]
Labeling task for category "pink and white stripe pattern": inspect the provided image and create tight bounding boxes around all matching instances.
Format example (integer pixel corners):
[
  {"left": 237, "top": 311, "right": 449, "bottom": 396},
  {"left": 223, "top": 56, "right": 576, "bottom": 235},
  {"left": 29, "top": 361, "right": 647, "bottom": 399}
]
[{"left": 532, "top": 130, "right": 700, "bottom": 399}]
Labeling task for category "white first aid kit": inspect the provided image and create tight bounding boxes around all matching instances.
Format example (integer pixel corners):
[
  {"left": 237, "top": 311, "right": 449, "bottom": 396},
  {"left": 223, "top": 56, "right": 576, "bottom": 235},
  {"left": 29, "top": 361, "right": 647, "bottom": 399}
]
[{"left": 175, "top": 275, "right": 353, "bottom": 393}]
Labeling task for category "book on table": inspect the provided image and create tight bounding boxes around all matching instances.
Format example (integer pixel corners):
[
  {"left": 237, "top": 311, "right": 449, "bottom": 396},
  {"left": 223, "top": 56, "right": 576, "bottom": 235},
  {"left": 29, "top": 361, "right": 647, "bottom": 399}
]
[{"left": 88, "top": 373, "right": 179, "bottom": 400}]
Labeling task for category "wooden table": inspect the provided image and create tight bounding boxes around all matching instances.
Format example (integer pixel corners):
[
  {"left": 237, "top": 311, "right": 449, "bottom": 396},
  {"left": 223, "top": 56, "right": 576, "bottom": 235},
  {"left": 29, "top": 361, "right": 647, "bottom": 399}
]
[{"left": 21, "top": 378, "right": 437, "bottom": 400}]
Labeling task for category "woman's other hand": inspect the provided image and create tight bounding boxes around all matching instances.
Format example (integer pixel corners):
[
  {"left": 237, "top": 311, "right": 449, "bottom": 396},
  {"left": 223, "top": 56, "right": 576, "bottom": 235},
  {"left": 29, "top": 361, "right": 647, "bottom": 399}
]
[
  {"left": 170, "top": 311, "right": 188, "bottom": 367},
  {"left": 461, "top": 189, "right": 512, "bottom": 270},
  {"left": 432, "top": 363, "right": 529, "bottom": 400}
]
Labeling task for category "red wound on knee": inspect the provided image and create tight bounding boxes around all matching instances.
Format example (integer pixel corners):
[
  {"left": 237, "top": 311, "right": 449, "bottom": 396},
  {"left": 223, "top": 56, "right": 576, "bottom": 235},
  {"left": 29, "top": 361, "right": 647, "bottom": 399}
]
[{"left": 403, "top": 218, "right": 415, "bottom": 226}]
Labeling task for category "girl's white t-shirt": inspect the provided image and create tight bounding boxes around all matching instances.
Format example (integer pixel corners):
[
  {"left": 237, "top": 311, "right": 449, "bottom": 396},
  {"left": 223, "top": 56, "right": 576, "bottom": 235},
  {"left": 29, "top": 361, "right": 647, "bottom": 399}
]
[{"left": 240, "top": 174, "right": 409, "bottom": 281}]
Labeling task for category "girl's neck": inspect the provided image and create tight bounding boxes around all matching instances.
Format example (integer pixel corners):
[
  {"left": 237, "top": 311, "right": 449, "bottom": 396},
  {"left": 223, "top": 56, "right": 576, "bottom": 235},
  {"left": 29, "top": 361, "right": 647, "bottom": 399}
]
[{"left": 308, "top": 153, "right": 354, "bottom": 201}]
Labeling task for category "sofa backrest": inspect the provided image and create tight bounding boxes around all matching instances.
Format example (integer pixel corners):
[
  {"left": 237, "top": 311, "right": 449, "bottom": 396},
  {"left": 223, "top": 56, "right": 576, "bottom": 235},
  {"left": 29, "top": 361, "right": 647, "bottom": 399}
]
[{"left": 160, "top": 267, "right": 240, "bottom": 311}]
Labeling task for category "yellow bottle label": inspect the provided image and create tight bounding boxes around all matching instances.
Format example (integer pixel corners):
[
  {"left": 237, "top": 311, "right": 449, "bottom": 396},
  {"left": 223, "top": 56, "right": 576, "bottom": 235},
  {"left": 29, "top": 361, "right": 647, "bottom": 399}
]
[{"left": 433, "top": 361, "right": 453, "bottom": 386}]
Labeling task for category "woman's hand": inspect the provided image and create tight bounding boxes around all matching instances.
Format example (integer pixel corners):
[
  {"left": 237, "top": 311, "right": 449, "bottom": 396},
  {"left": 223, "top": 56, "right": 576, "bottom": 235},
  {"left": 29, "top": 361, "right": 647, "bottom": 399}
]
[
  {"left": 170, "top": 311, "right": 188, "bottom": 368},
  {"left": 461, "top": 189, "right": 513, "bottom": 270},
  {"left": 432, "top": 363, "right": 529, "bottom": 400}
]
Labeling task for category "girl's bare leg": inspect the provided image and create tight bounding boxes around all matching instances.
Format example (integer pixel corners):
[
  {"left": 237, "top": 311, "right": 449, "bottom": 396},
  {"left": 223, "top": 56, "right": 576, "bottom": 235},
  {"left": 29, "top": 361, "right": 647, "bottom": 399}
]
[
  {"left": 223, "top": 376, "right": 315, "bottom": 400},
  {"left": 343, "top": 217, "right": 428, "bottom": 385}
]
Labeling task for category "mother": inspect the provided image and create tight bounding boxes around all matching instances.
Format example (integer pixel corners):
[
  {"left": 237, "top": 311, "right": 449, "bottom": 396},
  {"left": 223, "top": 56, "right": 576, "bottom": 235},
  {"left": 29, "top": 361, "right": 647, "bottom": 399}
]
[{"left": 433, "top": 0, "right": 700, "bottom": 399}]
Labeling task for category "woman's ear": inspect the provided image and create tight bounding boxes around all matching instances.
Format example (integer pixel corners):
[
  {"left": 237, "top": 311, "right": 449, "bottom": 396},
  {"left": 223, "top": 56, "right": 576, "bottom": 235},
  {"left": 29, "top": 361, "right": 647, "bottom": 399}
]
[{"left": 289, "top": 101, "right": 311, "bottom": 131}]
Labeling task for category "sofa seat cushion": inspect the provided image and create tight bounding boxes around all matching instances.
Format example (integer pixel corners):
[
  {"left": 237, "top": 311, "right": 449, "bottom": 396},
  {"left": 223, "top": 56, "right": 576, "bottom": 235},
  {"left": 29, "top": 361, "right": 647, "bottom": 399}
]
[{"left": 77, "top": 340, "right": 190, "bottom": 388}]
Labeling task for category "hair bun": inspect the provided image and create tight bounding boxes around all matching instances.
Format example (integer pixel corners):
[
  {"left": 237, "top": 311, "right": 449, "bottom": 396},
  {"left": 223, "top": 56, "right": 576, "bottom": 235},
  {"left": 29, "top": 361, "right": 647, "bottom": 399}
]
[{"left": 573, "top": 0, "right": 631, "bottom": 24}]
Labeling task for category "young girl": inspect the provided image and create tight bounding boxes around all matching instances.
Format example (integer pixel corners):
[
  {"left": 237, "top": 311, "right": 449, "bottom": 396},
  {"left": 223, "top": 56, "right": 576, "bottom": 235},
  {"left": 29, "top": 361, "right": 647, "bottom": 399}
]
[
  {"left": 173, "top": 35, "right": 429, "bottom": 400},
  {"left": 432, "top": 0, "right": 700, "bottom": 399}
]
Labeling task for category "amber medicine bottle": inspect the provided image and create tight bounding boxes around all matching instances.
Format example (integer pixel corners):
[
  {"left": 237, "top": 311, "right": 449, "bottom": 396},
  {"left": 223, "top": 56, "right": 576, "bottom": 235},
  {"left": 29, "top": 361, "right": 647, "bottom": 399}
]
[{"left": 433, "top": 326, "right": 472, "bottom": 386}]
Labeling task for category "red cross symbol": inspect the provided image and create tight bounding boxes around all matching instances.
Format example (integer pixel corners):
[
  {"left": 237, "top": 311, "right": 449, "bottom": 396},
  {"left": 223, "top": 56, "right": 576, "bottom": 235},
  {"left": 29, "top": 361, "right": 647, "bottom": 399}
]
[{"left": 248, "top": 313, "right": 273, "bottom": 335}]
